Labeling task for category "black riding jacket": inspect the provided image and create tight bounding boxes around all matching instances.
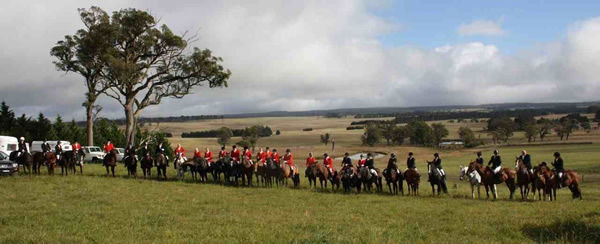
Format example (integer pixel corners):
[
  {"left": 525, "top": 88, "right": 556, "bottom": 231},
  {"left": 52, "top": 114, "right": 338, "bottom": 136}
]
[
  {"left": 18, "top": 142, "right": 28, "bottom": 153},
  {"left": 342, "top": 157, "right": 352, "bottom": 167},
  {"left": 407, "top": 157, "right": 416, "bottom": 169},
  {"left": 55, "top": 145, "right": 63, "bottom": 155},
  {"left": 553, "top": 157, "right": 564, "bottom": 172},
  {"left": 476, "top": 157, "right": 484, "bottom": 165},
  {"left": 521, "top": 154, "right": 532, "bottom": 169},
  {"left": 387, "top": 157, "right": 398, "bottom": 170},
  {"left": 155, "top": 145, "right": 165, "bottom": 155},
  {"left": 432, "top": 157, "right": 442, "bottom": 169},
  {"left": 488, "top": 155, "right": 502, "bottom": 168},
  {"left": 365, "top": 158, "right": 374, "bottom": 169}
]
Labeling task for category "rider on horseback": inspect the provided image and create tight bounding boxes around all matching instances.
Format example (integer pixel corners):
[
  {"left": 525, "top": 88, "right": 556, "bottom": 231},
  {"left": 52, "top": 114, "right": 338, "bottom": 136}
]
[
  {"left": 386, "top": 153, "right": 400, "bottom": 176},
  {"left": 55, "top": 141, "right": 63, "bottom": 161},
  {"left": 41, "top": 140, "right": 51, "bottom": 156},
  {"left": 283, "top": 149, "right": 295, "bottom": 176},
  {"left": 104, "top": 139, "right": 114, "bottom": 154},
  {"left": 323, "top": 153, "right": 334, "bottom": 178},
  {"left": 366, "top": 153, "right": 378, "bottom": 177},
  {"left": 488, "top": 150, "right": 502, "bottom": 180},
  {"left": 218, "top": 146, "right": 227, "bottom": 160},
  {"left": 475, "top": 151, "right": 484, "bottom": 165},
  {"left": 17, "top": 137, "right": 29, "bottom": 157},
  {"left": 243, "top": 146, "right": 253, "bottom": 165},
  {"left": 272, "top": 149, "right": 281, "bottom": 165},
  {"left": 156, "top": 142, "right": 167, "bottom": 160},
  {"left": 305, "top": 152, "right": 316, "bottom": 177},
  {"left": 204, "top": 147, "right": 213, "bottom": 167},
  {"left": 174, "top": 144, "right": 187, "bottom": 161},
  {"left": 341, "top": 152, "right": 352, "bottom": 169},
  {"left": 357, "top": 154, "right": 366, "bottom": 168},
  {"left": 519, "top": 150, "right": 533, "bottom": 175},
  {"left": 141, "top": 142, "right": 150, "bottom": 157},
  {"left": 429, "top": 153, "right": 444, "bottom": 178},
  {"left": 231, "top": 145, "right": 241, "bottom": 163},
  {"left": 124, "top": 143, "right": 136, "bottom": 162},
  {"left": 406, "top": 152, "right": 417, "bottom": 172},
  {"left": 552, "top": 152, "right": 565, "bottom": 186}
]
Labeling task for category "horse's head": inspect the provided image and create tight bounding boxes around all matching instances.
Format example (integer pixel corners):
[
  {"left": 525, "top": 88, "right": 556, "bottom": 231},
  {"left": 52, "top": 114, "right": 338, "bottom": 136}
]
[{"left": 459, "top": 165, "right": 467, "bottom": 181}]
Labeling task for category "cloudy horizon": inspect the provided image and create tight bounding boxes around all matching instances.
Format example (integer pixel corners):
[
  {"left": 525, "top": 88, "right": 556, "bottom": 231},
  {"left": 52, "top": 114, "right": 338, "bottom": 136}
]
[{"left": 1, "top": 0, "right": 600, "bottom": 121}]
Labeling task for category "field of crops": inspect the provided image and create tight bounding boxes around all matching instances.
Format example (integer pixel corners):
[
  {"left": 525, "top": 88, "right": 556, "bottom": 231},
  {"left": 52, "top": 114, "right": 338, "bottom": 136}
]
[{"left": 1, "top": 142, "right": 599, "bottom": 242}]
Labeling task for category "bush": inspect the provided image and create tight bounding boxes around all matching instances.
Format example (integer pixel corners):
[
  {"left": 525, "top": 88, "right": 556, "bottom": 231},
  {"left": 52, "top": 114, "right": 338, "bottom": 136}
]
[
  {"left": 346, "top": 126, "right": 364, "bottom": 130},
  {"left": 302, "top": 128, "right": 313, "bottom": 131},
  {"left": 275, "top": 130, "right": 281, "bottom": 135}
]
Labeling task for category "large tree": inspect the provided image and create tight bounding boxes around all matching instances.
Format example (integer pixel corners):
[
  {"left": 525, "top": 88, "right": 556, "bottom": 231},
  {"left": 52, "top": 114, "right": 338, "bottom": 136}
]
[
  {"left": 431, "top": 123, "right": 449, "bottom": 146},
  {"left": 100, "top": 8, "right": 231, "bottom": 146},
  {"left": 51, "top": 7, "right": 114, "bottom": 146}
]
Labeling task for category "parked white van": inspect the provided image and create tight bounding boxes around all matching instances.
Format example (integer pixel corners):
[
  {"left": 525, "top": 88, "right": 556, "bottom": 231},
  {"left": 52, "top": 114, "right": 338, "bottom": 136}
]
[
  {"left": 31, "top": 141, "right": 73, "bottom": 152},
  {"left": 0, "top": 136, "right": 18, "bottom": 155},
  {"left": 82, "top": 146, "right": 105, "bottom": 163}
]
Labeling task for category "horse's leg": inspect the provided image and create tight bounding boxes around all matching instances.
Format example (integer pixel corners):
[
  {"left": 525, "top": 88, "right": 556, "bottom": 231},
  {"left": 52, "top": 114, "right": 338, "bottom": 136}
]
[
  {"left": 105, "top": 166, "right": 109, "bottom": 176},
  {"left": 471, "top": 184, "right": 475, "bottom": 199},
  {"left": 485, "top": 184, "right": 490, "bottom": 199},
  {"left": 477, "top": 184, "right": 481, "bottom": 199},
  {"left": 493, "top": 184, "right": 498, "bottom": 200}
]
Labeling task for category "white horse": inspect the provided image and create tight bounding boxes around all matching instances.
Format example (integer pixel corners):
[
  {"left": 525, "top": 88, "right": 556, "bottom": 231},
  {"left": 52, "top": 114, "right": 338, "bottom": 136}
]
[{"left": 459, "top": 165, "right": 482, "bottom": 199}]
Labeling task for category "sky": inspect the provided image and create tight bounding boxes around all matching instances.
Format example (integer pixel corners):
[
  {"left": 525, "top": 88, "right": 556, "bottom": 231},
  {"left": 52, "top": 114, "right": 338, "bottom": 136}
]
[{"left": 1, "top": 0, "right": 599, "bottom": 120}]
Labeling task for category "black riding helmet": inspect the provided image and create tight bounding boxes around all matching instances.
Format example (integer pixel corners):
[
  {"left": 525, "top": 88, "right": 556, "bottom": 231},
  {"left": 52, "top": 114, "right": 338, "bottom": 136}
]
[
  {"left": 221, "top": 146, "right": 225, "bottom": 150},
  {"left": 273, "top": 149, "right": 277, "bottom": 152},
  {"left": 493, "top": 149, "right": 499, "bottom": 155},
  {"left": 434, "top": 152, "right": 439, "bottom": 157},
  {"left": 408, "top": 152, "right": 413, "bottom": 156},
  {"left": 344, "top": 152, "right": 349, "bottom": 156},
  {"left": 324, "top": 153, "right": 328, "bottom": 157},
  {"left": 554, "top": 152, "right": 561, "bottom": 157},
  {"left": 286, "top": 149, "right": 291, "bottom": 153},
  {"left": 390, "top": 153, "right": 396, "bottom": 158},
  {"left": 477, "top": 151, "right": 482, "bottom": 156}
]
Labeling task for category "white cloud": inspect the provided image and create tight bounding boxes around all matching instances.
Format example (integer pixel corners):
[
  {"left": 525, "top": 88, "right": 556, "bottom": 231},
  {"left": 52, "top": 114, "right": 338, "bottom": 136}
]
[
  {"left": 458, "top": 19, "right": 505, "bottom": 36},
  {"left": 0, "top": 1, "right": 598, "bottom": 121}
]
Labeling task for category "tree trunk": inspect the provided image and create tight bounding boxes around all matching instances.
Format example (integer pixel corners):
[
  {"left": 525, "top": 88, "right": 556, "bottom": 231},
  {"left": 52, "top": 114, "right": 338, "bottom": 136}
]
[
  {"left": 86, "top": 103, "right": 94, "bottom": 146},
  {"left": 124, "top": 100, "right": 137, "bottom": 147}
]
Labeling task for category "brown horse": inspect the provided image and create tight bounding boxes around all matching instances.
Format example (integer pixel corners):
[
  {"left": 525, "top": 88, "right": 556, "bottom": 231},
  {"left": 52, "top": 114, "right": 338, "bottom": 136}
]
[
  {"left": 538, "top": 163, "right": 582, "bottom": 201},
  {"left": 383, "top": 167, "right": 401, "bottom": 195},
  {"left": 32, "top": 152, "right": 45, "bottom": 175},
  {"left": 306, "top": 164, "right": 317, "bottom": 188},
  {"left": 468, "top": 161, "right": 516, "bottom": 200},
  {"left": 44, "top": 152, "right": 57, "bottom": 175},
  {"left": 281, "top": 163, "right": 300, "bottom": 188},
  {"left": 360, "top": 166, "right": 383, "bottom": 193},
  {"left": 241, "top": 158, "right": 254, "bottom": 186},
  {"left": 404, "top": 168, "right": 420, "bottom": 196},
  {"left": 532, "top": 165, "right": 547, "bottom": 201},
  {"left": 60, "top": 150, "right": 78, "bottom": 175},
  {"left": 124, "top": 154, "right": 137, "bottom": 178},
  {"left": 9, "top": 151, "right": 32, "bottom": 175},
  {"left": 140, "top": 153, "right": 153, "bottom": 179},
  {"left": 315, "top": 162, "right": 330, "bottom": 189},
  {"left": 193, "top": 157, "right": 209, "bottom": 182},
  {"left": 515, "top": 158, "right": 532, "bottom": 200},
  {"left": 155, "top": 153, "right": 168, "bottom": 180},
  {"left": 103, "top": 149, "right": 118, "bottom": 177}
]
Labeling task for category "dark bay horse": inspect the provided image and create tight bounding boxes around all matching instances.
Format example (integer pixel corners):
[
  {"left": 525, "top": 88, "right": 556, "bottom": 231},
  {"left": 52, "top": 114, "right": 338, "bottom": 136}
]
[
  {"left": 103, "top": 149, "right": 118, "bottom": 177},
  {"left": 193, "top": 157, "right": 209, "bottom": 182},
  {"left": 61, "top": 150, "right": 78, "bottom": 175},
  {"left": 32, "top": 152, "right": 45, "bottom": 175},
  {"left": 384, "top": 167, "right": 402, "bottom": 195},
  {"left": 124, "top": 153, "right": 137, "bottom": 178},
  {"left": 140, "top": 153, "right": 153, "bottom": 179},
  {"left": 468, "top": 161, "right": 516, "bottom": 200},
  {"left": 359, "top": 166, "right": 382, "bottom": 193},
  {"left": 241, "top": 158, "right": 254, "bottom": 186},
  {"left": 306, "top": 165, "right": 317, "bottom": 188},
  {"left": 404, "top": 168, "right": 420, "bottom": 196},
  {"left": 340, "top": 166, "right": 358, "bottom": 194},
  {"left": 155, "top": 153, "right": 168, "bottom": 180},
  {"left": 10, "top": 151, "right": 32, "bottom": 175},
  {"left": 515, "top": 158, "right": 532, "bottom": 200},
  {"left": 427, "top": 162, "right": 448, "bottom": 196}
]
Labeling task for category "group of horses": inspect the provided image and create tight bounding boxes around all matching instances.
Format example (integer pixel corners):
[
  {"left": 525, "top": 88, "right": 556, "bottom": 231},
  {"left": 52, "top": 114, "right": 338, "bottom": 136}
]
[
  {"left": 458, "top": 158, "right": 582, "bottom": 201},
  {"left": 10, "top": 149, "right": 582, "bottom": 201},
  {"left": 10, "top": 150, "right": 83, "bottom": 176}
]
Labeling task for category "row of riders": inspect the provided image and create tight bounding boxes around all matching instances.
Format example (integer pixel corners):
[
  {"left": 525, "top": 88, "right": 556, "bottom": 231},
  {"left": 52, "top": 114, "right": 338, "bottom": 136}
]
[
  {"left": 11, "top": 137, "right": 84, "bottom": 175},
  {"left": 12, "top": 136, "right": 581, "bottom": 200}
]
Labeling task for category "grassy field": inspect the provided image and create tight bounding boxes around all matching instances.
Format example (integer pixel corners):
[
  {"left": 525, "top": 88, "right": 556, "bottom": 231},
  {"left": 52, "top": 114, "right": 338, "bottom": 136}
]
[
  {"left": 2, "top": 116, "right": 600, "bottom": 243},
  {"left": 1, "top": 143, "right": 599, "bottom": 243}
]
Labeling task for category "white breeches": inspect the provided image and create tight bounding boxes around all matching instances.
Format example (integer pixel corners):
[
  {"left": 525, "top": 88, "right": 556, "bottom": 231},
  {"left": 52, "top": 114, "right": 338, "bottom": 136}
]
[
  {"left": 370, "top": 169, "right": 378, "bottom": 176},
  {"left": 492, "top": 166, "right": 501, "bottom": 174}
]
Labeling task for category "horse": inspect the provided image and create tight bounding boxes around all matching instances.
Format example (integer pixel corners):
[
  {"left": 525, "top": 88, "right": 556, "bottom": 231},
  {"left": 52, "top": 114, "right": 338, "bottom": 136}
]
[
  {"left": 193, "top": 157, "right": 209, "bottom": 182},
  {"left": 359, "top": 166, "right": 383, "bottom": 193},
  {"left": 306, "top": 164, "right": 317, "bottom": 188},
  {"left": 43, "top": 152, "right": 57, "bottom": 175},
  {"left": 538, "top": 163, "right": 582, "bottom": 201},
  {"left": 255, "top": 159, "right": 267, "bottom": 186},
  {"left": 329, "top": 169, "right": 341, "bottom": 191},
  {"left": 459, "top": 164, "right": 482, "bottom": 199},
  {"left": 32, "top": 152, "right": 45, "bottom": 175},
  {"left": 265, "top": 158, "right": 280, "bottom": 187},
  {"left": 155, "top": 153, "right": 168, "bottom": 180},
  {"left": 223, "top": 157, "right": 241, "bottom": 185},
  {"left": 60, "top": 150, "right": 78, "bottom": 175},
  {"left": 103, "top": 149, "right": 118, "bottom": 177},
  {"left": 9, "top": 151, "right": 32, "bottom": 175},
  {"left": 123, "top": 153, "right": 137, "bottom": 178},
  {"left": 211, "top": 158, "right": 224, "bottom": 184},
  {"left": 340, "top": 165, "right": 358, "bottom": 194},
  {"left": 315, "top": 162, "right": 329, "bottom": 189},
  {"left": 281, "top": 163, "right": 300, "bottom": 188},
  {"left": 427, "top": 162, "right": 448, "bottom": 196},
  {"left": 515, "top": 157, "right": 532, "bottom": 200},
  {"left": 140, "top": 153, "right": 153, "bottom": 179},
  {"left": 383, "top": 167, "right": 401, "bottom": 195},
  {"left": 74, "top": 149, "right": 84, "bottom": 174},
  {"left": 532, "top": 165, "right": 547, "bottom": 201},
  {"left": 404, "top": 168, "right": 420, "bottom": 196},
  {"left": 241, "top": 157, "right": 254, "bottom": 187},
  {"left": 467, "top": 161, "right": 516, "bottom": 200}
]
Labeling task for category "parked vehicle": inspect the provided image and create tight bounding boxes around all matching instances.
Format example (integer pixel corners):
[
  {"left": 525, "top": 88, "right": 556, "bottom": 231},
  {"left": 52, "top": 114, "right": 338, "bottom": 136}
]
[
  {"left": 31, "top": 141, "right": 72, "bottom": 152},
  {"left": 0, "top": 151, "right": 18, "bottom": 175},
  {"left": 82, "top": 146, "right": 105, "bottom": 163},
  {"left": 116, "top": 148, "right": 125, "bottom": 161},
  {"left": 0, "top": 136, "right": 18, "bottom": 155}
]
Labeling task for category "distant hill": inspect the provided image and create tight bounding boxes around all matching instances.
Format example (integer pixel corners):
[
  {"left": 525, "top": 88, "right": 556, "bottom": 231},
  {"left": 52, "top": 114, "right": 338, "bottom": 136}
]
[{"left": 91, "top": 101, "right": 599, "bottom": 125}]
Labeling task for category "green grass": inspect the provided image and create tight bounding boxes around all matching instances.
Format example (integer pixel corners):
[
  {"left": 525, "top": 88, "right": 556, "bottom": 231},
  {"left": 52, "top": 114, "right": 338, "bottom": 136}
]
[{"left": 1, "top": 144, "right": 599, "bottom": 243}]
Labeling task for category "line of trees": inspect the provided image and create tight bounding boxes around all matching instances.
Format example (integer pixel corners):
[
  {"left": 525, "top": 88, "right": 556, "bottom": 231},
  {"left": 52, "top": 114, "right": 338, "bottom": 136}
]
[
  {"left": 50, "top": 6, "right": 231, "bottom": 147},
  {"left": 359, "top": 120, "right": 449, "bottom": 147},
  {"left": 181, "top": 126, "right": 273, "bottom": 138},
  {"left": 486, "top": 113, "right": 595, "bottom": 143}
]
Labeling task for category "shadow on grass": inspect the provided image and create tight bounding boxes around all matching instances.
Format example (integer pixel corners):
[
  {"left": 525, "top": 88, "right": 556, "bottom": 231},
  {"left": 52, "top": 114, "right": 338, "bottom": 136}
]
[{"left": 521, "top": 214, "right": 600, "bottom": 243}]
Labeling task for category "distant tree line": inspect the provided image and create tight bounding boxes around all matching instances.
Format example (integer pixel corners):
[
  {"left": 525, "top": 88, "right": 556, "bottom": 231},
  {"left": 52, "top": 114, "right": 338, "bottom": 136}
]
[
  {"left": 359, "top": 120, "right": 449, "bottom": 147},
  {"left": 182, "top": 125, "right": 273, "bottom": 138}
]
